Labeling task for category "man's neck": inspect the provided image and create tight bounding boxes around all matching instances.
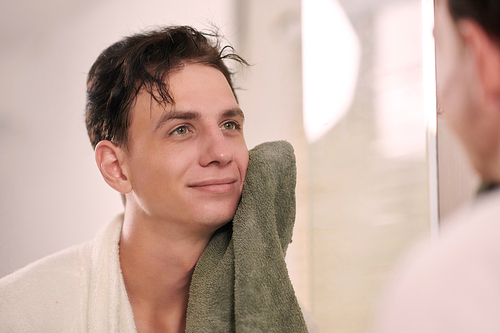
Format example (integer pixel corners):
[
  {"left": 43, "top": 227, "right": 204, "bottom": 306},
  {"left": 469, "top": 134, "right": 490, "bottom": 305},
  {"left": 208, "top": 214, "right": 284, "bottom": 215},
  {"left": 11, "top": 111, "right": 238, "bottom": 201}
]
[{"left": 119, "top": 211, "right": 214, "bottom": 333}]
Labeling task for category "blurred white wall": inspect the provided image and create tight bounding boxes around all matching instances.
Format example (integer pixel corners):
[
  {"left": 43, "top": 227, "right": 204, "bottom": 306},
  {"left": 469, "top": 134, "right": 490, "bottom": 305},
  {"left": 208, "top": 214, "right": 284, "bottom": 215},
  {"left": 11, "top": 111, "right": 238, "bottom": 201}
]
[{"left": 0, "top": 0, "right": 238, "bottom": 278}]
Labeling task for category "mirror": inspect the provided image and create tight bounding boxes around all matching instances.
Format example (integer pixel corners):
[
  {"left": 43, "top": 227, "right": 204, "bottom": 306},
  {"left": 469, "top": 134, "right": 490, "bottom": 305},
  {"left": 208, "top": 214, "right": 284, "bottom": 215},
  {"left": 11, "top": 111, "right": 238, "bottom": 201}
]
[{"left": 0, "top": 0, "right": 442, "bottom": 331}]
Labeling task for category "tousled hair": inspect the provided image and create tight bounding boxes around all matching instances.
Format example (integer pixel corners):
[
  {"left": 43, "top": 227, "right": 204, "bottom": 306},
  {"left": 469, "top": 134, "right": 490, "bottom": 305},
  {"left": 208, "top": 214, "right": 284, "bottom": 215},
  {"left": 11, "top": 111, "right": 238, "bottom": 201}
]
[
  {"left": 448, "top": 0, "right": 500, "bottom": 44},
  {"left": 86, "top": 25, "right": 248, "bottom": 149}
]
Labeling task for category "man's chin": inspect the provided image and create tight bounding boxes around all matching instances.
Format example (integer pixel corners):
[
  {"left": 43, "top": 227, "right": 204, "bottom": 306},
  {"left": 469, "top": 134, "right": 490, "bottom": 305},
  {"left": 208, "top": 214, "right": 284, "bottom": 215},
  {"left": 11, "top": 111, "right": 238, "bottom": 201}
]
[{"left": 194, "top": 210, "right": 237, "bottom": 229}]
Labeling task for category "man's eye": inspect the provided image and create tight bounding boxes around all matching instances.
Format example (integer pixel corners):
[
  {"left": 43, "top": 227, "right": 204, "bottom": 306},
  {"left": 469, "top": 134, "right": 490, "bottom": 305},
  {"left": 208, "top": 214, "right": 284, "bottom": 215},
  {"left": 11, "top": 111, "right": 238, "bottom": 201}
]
[
  {"left": 172, "top": 126, "right": 189, "bottom": 135},
  {"left": 222, "top": 122, "right": 238, "bottom": 130}
]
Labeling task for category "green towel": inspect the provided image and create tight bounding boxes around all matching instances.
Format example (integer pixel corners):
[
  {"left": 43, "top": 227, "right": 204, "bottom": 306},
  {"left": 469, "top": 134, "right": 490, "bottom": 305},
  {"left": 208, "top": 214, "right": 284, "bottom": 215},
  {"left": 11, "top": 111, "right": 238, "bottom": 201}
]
[{"left": 186, "top": 141, "right": 308, "bottom": 332}]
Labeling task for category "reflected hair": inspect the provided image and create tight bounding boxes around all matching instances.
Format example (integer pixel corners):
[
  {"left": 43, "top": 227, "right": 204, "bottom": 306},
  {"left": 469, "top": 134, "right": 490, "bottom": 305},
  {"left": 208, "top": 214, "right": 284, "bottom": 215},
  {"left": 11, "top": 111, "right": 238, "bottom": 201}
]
[
  {"left": 448, "top": 0, "right": 500, "bottom": 43},
  {"left": 85, "top": 25, "right": 248, "bottom": 149}
]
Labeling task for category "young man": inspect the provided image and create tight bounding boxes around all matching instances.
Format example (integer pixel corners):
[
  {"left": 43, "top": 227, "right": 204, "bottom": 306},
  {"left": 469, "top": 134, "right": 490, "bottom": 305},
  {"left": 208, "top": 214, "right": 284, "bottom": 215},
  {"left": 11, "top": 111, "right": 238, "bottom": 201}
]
[
  {"left": 375, "top": 0, "right": 500, "bottom": 331},
  {"left": 0, "top": 26, "right": 308, "bottom": 332}
]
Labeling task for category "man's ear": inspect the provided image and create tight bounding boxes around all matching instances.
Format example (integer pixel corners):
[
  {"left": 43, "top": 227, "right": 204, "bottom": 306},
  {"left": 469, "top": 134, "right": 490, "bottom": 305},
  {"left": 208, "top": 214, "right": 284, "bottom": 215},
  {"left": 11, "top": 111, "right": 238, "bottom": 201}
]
[
  {"left": 95, "top": 140, "right": 132, "bottom": 194},
  {"left": 458, "top": 19, "right": 500, "bottom": 113}
]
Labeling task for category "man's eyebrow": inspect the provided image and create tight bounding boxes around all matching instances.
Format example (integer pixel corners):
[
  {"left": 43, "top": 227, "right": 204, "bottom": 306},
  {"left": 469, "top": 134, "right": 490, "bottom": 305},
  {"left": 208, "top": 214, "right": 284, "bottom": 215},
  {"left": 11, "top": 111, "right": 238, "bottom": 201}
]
[
  {"left": 154, "top": 110, "right": 199, "bottom": 131},
  {"left": 154, "top": 108, "right": 245, "bottom": 131},
  {"left": 222, "top": 108, "right": 245, "bottom": 120}
]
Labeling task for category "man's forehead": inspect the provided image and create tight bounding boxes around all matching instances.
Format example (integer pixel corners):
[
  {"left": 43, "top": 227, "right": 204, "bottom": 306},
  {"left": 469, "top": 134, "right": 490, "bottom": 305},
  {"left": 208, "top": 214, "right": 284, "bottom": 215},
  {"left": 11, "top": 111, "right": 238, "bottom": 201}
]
[{"left": 130, "top": 63, "right": 239, "bottom": 120}]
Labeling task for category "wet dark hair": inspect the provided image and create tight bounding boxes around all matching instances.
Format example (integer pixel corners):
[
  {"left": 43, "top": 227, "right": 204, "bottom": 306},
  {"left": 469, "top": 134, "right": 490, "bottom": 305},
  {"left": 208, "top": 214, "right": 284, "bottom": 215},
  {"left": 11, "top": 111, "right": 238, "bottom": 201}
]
[
  {"left": 448, "top": 0, "right": 500, "bottom": 43},
  {"left": 86, "top": 25, "right": 248, "bottom": 149}
]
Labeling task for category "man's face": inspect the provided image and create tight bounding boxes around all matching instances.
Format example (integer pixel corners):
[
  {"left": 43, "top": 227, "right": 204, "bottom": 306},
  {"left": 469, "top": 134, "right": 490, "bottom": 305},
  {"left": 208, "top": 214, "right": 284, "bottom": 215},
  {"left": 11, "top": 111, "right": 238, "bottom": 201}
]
[
  {"left": 434, "top": 0, "right": 474, "bottom": 135},
  {"left": 434, "top": 0, "right": 484, "bottom": 161},
  {"left": 123, "top": 63, "right": 249, "bottom": 233}
]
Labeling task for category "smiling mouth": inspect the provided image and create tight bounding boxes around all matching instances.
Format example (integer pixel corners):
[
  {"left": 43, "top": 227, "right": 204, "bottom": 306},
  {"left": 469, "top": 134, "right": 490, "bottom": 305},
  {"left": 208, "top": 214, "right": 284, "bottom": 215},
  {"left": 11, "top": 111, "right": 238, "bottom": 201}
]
[{"left": 188, "top": 179, "right": 237, "bottom": 194}]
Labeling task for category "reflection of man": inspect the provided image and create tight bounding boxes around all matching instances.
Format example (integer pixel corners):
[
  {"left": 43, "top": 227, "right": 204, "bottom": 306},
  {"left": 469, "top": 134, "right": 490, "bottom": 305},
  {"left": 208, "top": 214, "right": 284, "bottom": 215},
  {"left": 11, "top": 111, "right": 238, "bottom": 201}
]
[
  {"left": 0, "top": 26, "right": 308, "bottom": 332},
  {"left": 375, "top": 0, "right": 500, "bottom": 332}
]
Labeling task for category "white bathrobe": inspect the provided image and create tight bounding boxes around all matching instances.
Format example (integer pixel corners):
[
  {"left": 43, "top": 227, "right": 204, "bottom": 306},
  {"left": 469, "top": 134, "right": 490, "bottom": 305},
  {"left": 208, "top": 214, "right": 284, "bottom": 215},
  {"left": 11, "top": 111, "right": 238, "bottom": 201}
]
[
  {"left": 0, "top": 215, "right": 137, "bottom": 332},
  {"left": 375, "top": 188, "right": 500, "bottom": 332}
]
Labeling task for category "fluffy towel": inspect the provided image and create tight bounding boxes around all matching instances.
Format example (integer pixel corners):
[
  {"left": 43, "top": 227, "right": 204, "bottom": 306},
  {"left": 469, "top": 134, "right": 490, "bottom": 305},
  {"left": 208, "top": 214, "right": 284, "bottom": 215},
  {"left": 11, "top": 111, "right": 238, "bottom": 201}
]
[{"left": 186, "top": 140, "right": 309, "bottom": 332}]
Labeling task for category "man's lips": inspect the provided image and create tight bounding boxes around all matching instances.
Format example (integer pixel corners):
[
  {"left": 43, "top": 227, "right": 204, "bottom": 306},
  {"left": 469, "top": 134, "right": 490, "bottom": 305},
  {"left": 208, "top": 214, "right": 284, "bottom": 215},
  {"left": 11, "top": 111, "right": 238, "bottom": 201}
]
[{"left": 188, "top": 178, "right": 238, "bottom": 193}]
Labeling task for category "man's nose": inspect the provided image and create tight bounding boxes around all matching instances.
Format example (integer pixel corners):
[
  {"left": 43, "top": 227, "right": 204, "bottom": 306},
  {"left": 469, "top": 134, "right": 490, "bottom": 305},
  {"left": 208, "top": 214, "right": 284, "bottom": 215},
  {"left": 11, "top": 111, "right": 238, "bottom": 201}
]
[{"left": 199, "top": 127, "right": 234, "bottom": 167}]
